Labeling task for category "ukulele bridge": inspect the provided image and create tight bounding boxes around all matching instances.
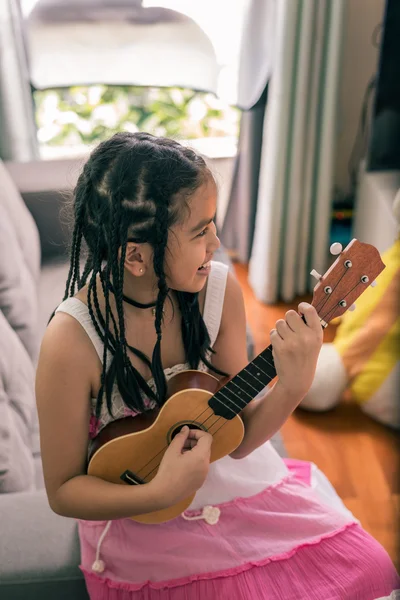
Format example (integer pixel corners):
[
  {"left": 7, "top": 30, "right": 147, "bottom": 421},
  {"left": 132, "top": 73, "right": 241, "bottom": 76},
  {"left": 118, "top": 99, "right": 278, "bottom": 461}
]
[{"left": 120, "top": 470, "right": 146, "bottom": 486}]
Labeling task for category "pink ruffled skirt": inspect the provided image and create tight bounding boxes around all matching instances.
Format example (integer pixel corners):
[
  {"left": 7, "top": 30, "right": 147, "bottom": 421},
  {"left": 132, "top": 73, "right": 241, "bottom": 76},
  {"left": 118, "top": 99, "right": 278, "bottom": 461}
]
[{"left": 79, "top": 461, "right": 399, "bottom": 599}]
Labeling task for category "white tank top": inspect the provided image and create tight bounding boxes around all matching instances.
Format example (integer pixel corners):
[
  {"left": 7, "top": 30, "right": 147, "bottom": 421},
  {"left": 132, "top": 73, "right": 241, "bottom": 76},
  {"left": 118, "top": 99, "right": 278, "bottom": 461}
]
[{"left": 56, "top": 261, "right": 288, "bottom": 510}]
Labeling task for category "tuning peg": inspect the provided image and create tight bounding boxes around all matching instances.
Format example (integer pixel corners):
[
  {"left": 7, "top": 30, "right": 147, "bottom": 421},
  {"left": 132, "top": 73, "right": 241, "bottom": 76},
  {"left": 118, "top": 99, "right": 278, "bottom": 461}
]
[
  {"left": 348, "top": 304, "right": 356, "bottom": 312},
  {"left": 370, "top": 280, "right": 377, "bottom": 287},
  {"left": 330, "top": 242, "right": 343, "bottom": 256},
  {"left": 310, "top": 269, "right": 322, "bottom": 281}
]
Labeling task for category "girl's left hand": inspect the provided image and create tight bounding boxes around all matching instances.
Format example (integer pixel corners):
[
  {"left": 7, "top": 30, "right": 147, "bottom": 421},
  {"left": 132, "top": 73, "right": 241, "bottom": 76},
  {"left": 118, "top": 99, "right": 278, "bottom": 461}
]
[{"left": 270, "top": 302, "right": 323, "bottom": 400}]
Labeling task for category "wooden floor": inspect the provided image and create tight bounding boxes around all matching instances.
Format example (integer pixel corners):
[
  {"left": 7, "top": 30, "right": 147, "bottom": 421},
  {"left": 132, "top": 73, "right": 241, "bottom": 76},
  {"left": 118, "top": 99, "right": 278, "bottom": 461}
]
[{"left": 234, "top": 262, "right": 399, "bottom": 567}]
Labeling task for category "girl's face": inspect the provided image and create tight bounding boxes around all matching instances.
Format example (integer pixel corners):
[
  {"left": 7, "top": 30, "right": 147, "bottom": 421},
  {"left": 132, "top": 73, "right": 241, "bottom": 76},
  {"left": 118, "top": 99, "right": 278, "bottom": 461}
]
[{"left": 165, "top": 177, "right": 221, "bottom": 293}]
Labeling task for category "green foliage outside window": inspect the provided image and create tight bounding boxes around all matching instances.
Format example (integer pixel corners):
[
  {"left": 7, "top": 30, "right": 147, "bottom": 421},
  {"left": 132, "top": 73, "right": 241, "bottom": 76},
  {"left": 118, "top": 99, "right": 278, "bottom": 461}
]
[{"left": 34, "top": 85, "right": 240, "bottom": 149}]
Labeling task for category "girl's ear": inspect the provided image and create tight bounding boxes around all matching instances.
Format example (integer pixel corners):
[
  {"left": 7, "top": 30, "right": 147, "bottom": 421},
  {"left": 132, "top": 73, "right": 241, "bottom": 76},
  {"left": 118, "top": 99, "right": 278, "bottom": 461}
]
[{"left": 123, "top": 242, "right": 151, "bottom": 277}]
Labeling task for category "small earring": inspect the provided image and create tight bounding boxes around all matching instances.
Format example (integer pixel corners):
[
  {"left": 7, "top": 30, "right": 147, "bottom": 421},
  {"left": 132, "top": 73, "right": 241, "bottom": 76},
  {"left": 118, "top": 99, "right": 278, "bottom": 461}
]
[{"left": 139, "top": 268, "right": 144, "bottom": 274}]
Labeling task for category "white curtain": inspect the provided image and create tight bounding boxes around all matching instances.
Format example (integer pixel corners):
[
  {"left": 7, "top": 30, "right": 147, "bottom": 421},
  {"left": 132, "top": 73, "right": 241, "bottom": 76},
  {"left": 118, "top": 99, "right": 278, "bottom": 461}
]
[
  {"left": 248, "top": 0, "right": 345, "bottom": 303},
  {"left": 0, "top": 0, "right": 38, "bottom": 161},
  {"left": 236, "top": 0, "right": 276, "bottom": 110}
]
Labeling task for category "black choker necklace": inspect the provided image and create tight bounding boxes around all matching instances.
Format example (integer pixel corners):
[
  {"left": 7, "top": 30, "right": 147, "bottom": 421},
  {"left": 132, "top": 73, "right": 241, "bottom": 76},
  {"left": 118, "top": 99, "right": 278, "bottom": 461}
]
[
  {"left": 107, "top": 281, "right": 161, "bottom": 316},
  {"left": 123, "top": 294, "right": 165, "bottom": 317},
  {"left": 121, "top": 294, "right": 157, "bottom": 310}
]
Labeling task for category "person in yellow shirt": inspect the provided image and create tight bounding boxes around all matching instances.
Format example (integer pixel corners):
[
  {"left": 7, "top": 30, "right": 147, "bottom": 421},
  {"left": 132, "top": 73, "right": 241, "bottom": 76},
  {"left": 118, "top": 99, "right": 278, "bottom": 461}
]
[{"left": 301, "top": 193, "right": 400, "bottom": 429}]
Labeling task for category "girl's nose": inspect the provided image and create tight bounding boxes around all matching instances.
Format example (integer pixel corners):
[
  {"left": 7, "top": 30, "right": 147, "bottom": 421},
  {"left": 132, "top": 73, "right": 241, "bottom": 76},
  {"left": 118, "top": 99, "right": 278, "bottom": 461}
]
[{"left": 210, "top": 233, "right": 221, "bottom": 252}]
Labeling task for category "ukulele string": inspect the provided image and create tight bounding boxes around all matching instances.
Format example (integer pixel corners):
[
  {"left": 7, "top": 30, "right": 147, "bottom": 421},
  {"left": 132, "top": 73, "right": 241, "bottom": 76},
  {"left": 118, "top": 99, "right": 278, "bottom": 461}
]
[
  {"left": 314, "top": 267, "right": 348, "bottom": 316},
  {"left": 319, "top": 280, "right": 365, "bottom": 324},
  {"left": 313, "top": 266, "right": 366, "bottom": 322}
]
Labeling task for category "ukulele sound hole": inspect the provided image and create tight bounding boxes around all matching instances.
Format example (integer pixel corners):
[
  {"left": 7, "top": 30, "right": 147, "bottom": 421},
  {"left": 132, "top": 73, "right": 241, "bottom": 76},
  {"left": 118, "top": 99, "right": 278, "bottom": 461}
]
[{"left": 169, "top": 422, "right": 207, "bottom": 443}]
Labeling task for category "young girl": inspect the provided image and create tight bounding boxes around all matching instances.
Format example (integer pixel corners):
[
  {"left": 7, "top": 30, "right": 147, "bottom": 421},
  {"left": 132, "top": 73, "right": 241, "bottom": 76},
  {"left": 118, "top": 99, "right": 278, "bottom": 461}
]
[{"left": 36, "top": 132, "right": 399, "bottom": 599}]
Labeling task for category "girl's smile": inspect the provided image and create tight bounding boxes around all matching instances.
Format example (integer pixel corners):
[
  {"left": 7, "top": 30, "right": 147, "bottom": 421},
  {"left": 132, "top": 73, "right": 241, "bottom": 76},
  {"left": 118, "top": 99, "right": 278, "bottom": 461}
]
[{"left": 197, "top": 261, "right": 212, "bottom": 277}]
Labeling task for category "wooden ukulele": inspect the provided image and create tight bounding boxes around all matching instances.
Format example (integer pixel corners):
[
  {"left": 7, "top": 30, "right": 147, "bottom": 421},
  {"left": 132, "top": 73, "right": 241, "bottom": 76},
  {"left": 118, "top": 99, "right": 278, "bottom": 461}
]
[{"left": 88, "top": 239, "right": 385, "bottom": 524}]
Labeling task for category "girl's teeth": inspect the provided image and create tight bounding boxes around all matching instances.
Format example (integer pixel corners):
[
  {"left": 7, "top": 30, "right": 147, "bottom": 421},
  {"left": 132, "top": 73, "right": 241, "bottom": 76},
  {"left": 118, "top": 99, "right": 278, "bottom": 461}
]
[{"left": 199, "top": 261, "right": 210, "bottom": 270}]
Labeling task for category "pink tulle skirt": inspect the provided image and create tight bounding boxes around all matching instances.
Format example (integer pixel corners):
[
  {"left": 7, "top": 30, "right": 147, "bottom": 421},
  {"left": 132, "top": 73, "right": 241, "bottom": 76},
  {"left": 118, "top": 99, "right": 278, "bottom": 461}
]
[
  {"left": 81, "top": 524, "right": 398, "bottom": 599},
  {"left": 79, "top": 460, "right": 399, "bottom": 599}
]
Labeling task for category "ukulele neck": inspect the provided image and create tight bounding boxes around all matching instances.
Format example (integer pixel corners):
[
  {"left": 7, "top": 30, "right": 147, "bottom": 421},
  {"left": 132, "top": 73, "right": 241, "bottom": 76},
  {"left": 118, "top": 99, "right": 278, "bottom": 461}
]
[{"left": 208, "top": 345, "right": 277, "bottom": 419}]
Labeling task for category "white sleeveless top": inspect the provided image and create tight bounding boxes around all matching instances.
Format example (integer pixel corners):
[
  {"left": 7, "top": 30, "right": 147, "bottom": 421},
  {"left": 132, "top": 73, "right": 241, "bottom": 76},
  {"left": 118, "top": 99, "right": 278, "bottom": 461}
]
[{"left": 56, "top": 261, "right": 288, "bottom": 510}]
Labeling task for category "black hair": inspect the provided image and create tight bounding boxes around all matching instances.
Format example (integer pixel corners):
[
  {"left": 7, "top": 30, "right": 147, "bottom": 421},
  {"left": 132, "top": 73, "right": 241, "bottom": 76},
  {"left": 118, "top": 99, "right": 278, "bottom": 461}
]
[{"left": 60, "top": 132, "right": 227, "bottom": 419}]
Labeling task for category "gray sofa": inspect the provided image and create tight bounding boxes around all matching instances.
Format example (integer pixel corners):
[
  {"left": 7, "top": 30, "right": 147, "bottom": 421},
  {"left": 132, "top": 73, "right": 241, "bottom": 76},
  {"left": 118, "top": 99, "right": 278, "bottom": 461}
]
[
  {"left": 0, "top": 159, "right": 89, "bottom": 600},
  {"left": 0, "top": 158, "right": 285, "bottom": 599}
]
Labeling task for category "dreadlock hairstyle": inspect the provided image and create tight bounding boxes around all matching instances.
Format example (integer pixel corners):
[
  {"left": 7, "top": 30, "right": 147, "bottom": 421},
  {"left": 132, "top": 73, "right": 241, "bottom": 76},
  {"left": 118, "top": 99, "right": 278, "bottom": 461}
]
[{"left": 59, "top": 132, "right": 227, "bottom": 420}]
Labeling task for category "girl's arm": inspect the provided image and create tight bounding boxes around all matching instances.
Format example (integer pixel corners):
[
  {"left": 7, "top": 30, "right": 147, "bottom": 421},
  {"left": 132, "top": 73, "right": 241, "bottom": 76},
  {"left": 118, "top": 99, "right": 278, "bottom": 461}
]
[
  {"left": 210, "top": 272, "right": 322, "bottom": 459},
  {"left": 36, "top": 314, "right": 211, "bottom": 520}
]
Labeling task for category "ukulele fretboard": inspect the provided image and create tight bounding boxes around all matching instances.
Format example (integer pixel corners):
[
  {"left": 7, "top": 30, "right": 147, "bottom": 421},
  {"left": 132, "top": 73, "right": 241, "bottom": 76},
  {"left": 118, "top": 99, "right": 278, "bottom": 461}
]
[{"left": 208, "top": 345, "right": 277, "bottom": 419}]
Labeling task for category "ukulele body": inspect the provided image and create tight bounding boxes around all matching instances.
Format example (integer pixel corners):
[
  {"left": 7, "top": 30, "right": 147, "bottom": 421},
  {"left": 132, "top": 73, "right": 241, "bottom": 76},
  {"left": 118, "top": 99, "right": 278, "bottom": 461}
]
[{"left": 87, "top": 370, "right": 245, "bottom": 524}]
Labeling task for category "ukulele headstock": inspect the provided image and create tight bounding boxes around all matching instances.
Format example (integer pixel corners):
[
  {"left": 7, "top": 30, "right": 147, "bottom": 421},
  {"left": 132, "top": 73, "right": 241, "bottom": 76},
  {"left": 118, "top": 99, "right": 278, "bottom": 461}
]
[{"left": 310, "top": 239, "right": 385, "bottom": 326}]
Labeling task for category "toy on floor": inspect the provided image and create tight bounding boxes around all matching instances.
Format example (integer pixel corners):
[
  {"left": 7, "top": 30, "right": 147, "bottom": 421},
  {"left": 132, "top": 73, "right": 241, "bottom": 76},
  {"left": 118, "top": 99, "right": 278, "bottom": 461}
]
[{"left": 301, "top": 192, "right": 400, "bottom": 429}]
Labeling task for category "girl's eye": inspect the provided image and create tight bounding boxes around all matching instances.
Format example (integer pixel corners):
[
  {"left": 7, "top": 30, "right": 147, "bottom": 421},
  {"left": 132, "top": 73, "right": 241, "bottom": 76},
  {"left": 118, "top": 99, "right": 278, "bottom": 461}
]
[{"left": 197, "top": 227, "right": 209, "bottom": 238}]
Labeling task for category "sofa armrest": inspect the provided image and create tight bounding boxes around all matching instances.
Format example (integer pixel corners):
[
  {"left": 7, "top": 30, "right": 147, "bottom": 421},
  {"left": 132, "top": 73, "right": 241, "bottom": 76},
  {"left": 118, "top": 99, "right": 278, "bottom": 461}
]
[{"left": 0, "top": 489, "right": 88, "bottom": 600}]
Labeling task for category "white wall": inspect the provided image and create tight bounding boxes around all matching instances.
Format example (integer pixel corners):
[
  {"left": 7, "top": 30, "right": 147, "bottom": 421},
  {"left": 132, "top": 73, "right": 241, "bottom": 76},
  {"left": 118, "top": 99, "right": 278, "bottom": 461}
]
[{"left": 334, "top": 0, "right": 386, "bottom": 195}]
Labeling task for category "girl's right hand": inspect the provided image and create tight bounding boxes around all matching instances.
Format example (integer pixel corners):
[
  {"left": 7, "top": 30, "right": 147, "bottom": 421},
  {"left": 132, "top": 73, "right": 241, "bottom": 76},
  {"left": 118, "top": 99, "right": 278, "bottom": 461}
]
[{"left": 150, "top": 426, "right": 213, "bottom": 506}]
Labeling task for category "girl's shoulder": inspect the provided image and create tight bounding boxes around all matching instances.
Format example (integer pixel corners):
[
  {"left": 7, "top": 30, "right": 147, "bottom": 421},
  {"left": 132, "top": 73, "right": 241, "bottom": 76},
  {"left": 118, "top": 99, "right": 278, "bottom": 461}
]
[
  {"left": 39, "top": 293, "right": 102, "bottom": 391},
  {"left": 38, "top": 307, "right": 100, "bottom": 397},
  {"left": 43, "top": 298, "right": 100, "bottom": 368}
]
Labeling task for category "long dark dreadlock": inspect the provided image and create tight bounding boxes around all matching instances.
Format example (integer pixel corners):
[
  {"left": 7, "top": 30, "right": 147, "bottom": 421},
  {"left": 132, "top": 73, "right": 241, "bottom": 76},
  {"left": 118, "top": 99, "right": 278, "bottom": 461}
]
[{"left": 59, "top": 132, "right": 227, "bottom": 420}]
